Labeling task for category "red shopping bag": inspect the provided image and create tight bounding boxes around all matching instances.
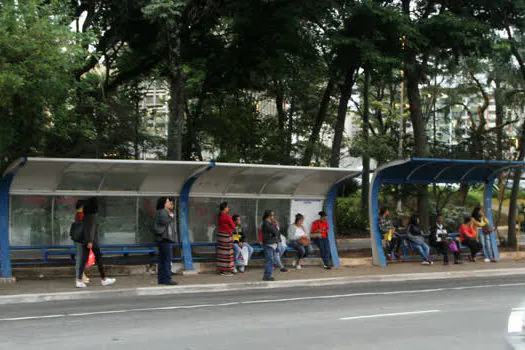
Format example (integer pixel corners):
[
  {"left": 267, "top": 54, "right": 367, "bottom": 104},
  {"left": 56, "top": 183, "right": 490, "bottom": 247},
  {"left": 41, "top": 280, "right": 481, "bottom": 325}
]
[{"left": 86, "top": 249, "right": 95, "bottom": 267}]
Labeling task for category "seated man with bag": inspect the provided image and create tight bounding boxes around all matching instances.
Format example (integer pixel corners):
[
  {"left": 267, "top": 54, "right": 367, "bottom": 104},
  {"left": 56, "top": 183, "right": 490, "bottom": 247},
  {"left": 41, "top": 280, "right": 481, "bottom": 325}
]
[
  {"left": 287, "top": 214, "right": 313, "bottom": 270},
  {"left": 429, "top": 215, "right": 461, "bottom": 265}
]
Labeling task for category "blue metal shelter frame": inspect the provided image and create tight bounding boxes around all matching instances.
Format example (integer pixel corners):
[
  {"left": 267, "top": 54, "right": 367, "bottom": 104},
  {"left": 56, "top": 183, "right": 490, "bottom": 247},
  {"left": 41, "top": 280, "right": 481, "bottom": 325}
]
[
  {"left": 1, "top": 158, "right": 360, "bottom": 278},
  {"left": 369, "top": 158, "right": 525, "bottom": 267}
]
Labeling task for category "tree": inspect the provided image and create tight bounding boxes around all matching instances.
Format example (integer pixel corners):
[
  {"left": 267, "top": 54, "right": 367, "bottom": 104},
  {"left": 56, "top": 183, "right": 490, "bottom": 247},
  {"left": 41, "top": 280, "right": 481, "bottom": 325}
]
[{"left": 0, "top": 0, "right": 84, "bottom": 171}]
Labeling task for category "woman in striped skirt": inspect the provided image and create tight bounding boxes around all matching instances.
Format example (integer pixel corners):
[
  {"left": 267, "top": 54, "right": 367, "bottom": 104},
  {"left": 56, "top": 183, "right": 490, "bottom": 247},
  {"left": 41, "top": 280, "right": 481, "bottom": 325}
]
[{"left": 217, "top": 202, "right": 236, "bottom": 276}]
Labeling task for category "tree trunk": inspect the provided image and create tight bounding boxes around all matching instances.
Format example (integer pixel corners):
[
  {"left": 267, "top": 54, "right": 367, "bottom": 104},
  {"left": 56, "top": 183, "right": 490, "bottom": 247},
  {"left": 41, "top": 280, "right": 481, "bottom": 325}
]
[
  {"left": 331, "top": 69, "right": 356, "bottom": 168},
  {"left": 275, "top": 81, "right": 290, "bottom": 164},
  {"left": 361, "top": 69, "right": 370, "bottom": 216},
  {"left": 508, "top": 121, "right": 525, "bottom": 247},
  {"left": 166, "top": 27, "right": 184, "bottom": 161},
  {"left": 302, "top": 77, "right": 335, "bottom": 166},
  {"left": 405, "top": 66, "right": 430, "bottom": 231},
  {"left": 495, "top": 82, "right": 506, "bottom": 228}
]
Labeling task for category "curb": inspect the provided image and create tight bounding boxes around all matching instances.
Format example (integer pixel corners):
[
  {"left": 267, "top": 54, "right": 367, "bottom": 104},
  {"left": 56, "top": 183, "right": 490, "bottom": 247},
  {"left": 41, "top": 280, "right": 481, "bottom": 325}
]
[{"left": 2, "top": 267, "right": 525, "bottom": 305}]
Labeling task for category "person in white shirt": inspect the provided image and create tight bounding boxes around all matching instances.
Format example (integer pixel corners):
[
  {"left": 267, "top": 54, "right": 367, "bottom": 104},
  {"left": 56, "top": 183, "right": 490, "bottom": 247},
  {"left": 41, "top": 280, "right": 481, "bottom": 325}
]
[
  {"left": 287, "top": 214, "right": 313, "bottom": 270},
  {"left": 429, "top": 215, "right": 462, "bottom": 265}
]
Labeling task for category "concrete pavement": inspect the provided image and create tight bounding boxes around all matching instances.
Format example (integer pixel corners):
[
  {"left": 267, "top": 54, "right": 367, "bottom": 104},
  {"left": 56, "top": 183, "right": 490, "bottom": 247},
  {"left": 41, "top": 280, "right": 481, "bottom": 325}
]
[
  {"left": 3, "top": 259, "right": 525, "bottom": 305},
  {"left": 0, "top": 275, "right": 522, "bottom": 349}
]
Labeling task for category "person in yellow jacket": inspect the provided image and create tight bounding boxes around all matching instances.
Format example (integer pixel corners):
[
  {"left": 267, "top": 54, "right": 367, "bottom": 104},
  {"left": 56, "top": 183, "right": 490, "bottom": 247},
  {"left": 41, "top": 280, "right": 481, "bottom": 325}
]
[{"left": 472, "top": 207, "right": 496, "bottom": 263}]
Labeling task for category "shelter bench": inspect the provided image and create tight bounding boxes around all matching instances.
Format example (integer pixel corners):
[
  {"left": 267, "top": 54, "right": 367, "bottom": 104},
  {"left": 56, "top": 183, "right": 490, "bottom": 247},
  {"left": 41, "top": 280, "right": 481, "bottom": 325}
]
[
  {"left": 394, "top": 233, "right": 471, "bottom": 261},
  {"left": 10, "top": 243, "right": 182, "bottom": 265}
]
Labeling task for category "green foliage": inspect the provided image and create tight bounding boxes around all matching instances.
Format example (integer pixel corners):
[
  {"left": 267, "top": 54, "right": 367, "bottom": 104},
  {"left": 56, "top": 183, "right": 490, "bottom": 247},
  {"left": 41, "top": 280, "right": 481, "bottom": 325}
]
[
  {"left": 0, "top": 0, "right": 85, "bottom": 169},
  {"left": 336, "top": 196, "right": 369, "bottom": 235}
]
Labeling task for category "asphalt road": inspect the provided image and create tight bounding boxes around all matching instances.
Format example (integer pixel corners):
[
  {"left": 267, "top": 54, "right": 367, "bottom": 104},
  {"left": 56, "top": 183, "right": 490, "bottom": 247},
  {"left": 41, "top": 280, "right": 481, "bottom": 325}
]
[{"left": 0, "top": 275, "right": 524, "bottom": 350}]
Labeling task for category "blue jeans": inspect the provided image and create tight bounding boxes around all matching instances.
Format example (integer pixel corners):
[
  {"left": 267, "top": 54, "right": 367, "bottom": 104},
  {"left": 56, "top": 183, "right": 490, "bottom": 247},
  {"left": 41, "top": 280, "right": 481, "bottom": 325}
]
[
  {"left": 233, "top": 243, "right": 254, "bottom": 266},
  {"left": 288, "top": 240, "right": 313, "bottom": 259},
  {"left": 157, "top": 241, "right": 173, "bottom": 284},
  {"left": 313, "top": 238, "right": 331, "bottom": 266},
  {"left": 481, "top": 234, "right": 494, "bottom": 259},
  {"left": 263, "top": 245, "right": 276, "bottom": 279},
  {"left": 414, "top": 243, "right": 430, "bottom": 261},
  {"left": 273, "top": 241, "right": 286, "bottom": 268}
]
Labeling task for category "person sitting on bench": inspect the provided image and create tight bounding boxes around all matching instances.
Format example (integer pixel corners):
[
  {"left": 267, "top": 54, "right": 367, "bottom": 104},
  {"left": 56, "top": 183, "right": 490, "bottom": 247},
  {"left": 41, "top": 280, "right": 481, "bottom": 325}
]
[
  {"left": 287, "top": 213, "right": 313, "bottom": 270},
  {"left": 429, "top": 215, "right": 461, "bottom": 265},
  {"left": 378, "top": 207, "right": 402, "bottom": 262},
  {"left": 460, "top": 216, "right": 483, "bottom": 262},
  {"left": 406, "top": 214, "right": 433, "bottom": 265},
  {"left": 232, "top": 215, "right": 254, "bottom": 273}
]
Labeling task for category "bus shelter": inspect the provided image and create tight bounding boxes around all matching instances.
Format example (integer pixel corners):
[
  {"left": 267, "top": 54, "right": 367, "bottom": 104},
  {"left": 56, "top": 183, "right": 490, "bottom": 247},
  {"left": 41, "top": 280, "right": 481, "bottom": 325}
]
[
  {"left": 369, "top": 158, "right": 525, "bottom": 267},
  {"left": 0, "top": 157, "right": 360, "bottom": 278}
]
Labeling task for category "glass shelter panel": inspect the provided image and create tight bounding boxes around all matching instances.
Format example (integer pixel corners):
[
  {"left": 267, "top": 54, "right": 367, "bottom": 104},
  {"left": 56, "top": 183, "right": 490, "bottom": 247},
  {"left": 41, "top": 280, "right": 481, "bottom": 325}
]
[{"left": 10, "top": 196, "right": 53, "bottom": 245}]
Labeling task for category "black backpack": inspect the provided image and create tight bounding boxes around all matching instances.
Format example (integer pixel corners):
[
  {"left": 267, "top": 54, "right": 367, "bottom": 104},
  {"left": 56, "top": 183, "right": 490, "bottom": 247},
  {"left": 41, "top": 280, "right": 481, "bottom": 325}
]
[{"left": 70, "top": 221, "right": 84, "bottom": 243}]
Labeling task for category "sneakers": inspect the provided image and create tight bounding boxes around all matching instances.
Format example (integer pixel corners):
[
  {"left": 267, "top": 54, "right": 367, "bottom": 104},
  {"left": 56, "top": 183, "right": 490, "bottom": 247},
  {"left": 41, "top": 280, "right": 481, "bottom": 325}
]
[
  {"left": 76, "top": 281, "right": 87, "bottom": 288},
  {"left": 101, "top": 278, "right": 116, "bottom": 286},
  {"left": 324, "top": 265, "right": 332, "bottom": 270},
  {"left": 296, "top": 264, "right": 302, "bottom": 270},
  {"left": 292, "top": 260, "right": 297, "bottom": 267},
  {"left": 239, "top": 266, "right": 245, "bottom": 273},
  {"left": 421, "top": 261, "right": 430, "bottom": 265},
  {"left": 484, "top": 258, "right": 490, "bottom": 263},
  {"left": 263, "top": 276, "right": 275, "bottom": 281},
  {"left": 82, "top": 274, "right": 90, "bottom": 284},
  {"left": 280, "top": 268, "right": 289, "bottom": 273},
  {"left": 386, "top": 254, "right": 392, "bottom": 262},
  {"left": 221, "top": 272, "right": 234, "bottom": 277},
  {"left": 160, "top": 281, "right": 178, "bottom": 286},
  {"left": 233, "top": 267, "right": 238, "bottom": 274}
]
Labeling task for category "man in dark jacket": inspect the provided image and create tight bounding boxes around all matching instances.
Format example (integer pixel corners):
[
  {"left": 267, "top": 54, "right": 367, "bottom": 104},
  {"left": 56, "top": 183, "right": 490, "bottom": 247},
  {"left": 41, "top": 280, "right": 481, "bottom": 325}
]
[
  {"left": 153, "top": 196, "right": 178, "bottom": 285},
  {"left": 262, "top": 210, "right": 280, "bottom": 281},
  {"left": 77, "top": 197, "right": 116, "bottom": 288}
]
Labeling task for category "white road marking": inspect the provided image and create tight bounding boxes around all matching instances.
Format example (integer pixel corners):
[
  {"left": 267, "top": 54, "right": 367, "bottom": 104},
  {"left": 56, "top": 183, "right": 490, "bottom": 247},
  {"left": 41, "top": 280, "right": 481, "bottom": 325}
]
[
  {"left": 340, "top": 310, "right": 440, "bottom": 321},
  {"left": 0, "top": 282, "right": 523, "bottom": 322}
]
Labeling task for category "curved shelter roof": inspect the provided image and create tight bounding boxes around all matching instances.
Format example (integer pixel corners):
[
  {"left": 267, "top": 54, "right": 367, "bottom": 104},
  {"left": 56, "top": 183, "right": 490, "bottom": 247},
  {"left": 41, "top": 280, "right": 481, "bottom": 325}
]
[
  {"left": 191, "top": 163, "right": 360, "bottom": 199},
  {"left": 369, "top": 158, "right": 525, "bottom": 268},
  {"left": 375, "top": 158, "right": 525, "bottom": 185},
  {"left": 6, "top": 158, "right": 210, "bottom": 196},
  {"left": 4, "top": 158, "right": 361, "bottom": 199}
]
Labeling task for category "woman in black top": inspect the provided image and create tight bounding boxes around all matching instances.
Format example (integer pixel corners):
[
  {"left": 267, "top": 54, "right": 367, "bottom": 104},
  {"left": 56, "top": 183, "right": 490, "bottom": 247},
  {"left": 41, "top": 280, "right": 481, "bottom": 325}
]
[
  {"left": 78, "top": 197, "right": 116, "bottom": 288},
  {"left": 406, "top": 214, "right": 433, "bottom": 265}
]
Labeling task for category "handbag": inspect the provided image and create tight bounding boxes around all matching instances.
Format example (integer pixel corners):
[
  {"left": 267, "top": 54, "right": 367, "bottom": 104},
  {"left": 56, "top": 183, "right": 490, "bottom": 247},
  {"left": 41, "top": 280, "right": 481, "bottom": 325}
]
[
  {"left": 297, "top": 236, "right": 311, "bottom": 247},
  {"left": 482, "top": 225, "right": 493, "bottom": 235},
  {"left": 448, "top": 240, "right": 458, "bottom": 253},
  {"left": 86, "top": 249, "right": 95, "bottom": 267},
  {"left": 69, "top": 221, "right": 84, "bottom": 243}
]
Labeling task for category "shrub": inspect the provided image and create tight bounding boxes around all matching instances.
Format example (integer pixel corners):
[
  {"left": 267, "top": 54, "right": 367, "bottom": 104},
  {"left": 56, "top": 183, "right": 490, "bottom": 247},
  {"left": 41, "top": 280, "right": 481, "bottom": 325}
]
[{"left": 335, "top": 197, "right": 369, "bottom": 235}]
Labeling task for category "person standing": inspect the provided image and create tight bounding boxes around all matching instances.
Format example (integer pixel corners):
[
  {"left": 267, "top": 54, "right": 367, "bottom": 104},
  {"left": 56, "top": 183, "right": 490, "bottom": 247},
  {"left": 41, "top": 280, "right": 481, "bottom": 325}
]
[
  {"left": 287, "top": 213, "right": 313, "bottom": 270},
  {"left": 311, "top": 211, "right": 332, "bottom": 269},
  {"left": 76, "top": 197, "right": 116, "bottom": 288},
  {"left": 153, "top": 197, "right": 178, "bottom": 285},
  {"left": 262, "top": 210, "right": 280, "bottom": 281},
  {"left": 232, "top": 214, "right": 254, "bottom": 273},
  {"left": 258, "top": 212, "right": 288, "bottom": 273},
  {"left": 472, "top": 207, "right": 496, "bottom": 263},
  {"left": 217, "top": 202, "right": 236, "bottom": 276},
  {"left": 429, "top": 215, "right": 461, "bottom": 265},
  {"left": 73, "top": 200, "right": 90, "bottom": 287},
  {"left": 460, "top": 216, "right": 483, "bottom": 262}
]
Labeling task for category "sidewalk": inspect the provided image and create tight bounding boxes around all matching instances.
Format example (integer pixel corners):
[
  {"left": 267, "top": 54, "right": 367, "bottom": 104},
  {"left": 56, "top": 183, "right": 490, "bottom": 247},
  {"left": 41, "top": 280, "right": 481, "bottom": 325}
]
[{"left": 2, "top": 258, "right": 525, "bottom": 305}]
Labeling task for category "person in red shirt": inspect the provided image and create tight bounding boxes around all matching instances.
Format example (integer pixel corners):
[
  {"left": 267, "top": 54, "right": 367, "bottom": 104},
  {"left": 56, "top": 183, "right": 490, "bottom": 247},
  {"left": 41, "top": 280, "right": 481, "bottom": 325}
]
[
  {"left": 216, "top": 202, "right": 236, "bottom": 276},
  {"left": 311, "top": 211, "right": 332, "bottom": 269},
  {"left": 459, "top": 216, "right": 483, "bottom": 262}
]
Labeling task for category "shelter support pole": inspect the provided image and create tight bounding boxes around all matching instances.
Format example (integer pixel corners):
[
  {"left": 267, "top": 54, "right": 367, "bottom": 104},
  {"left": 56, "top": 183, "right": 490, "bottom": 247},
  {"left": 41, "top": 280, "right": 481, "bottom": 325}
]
[
  {"left": 179, "top": 163, "right": 215, "bottom": 271},
  {"left": 484, "top": 177, "right": 500, "bottom": 262},
  {"left": 326, "top": 183, "right": 342, "bottom": 268},
  {"left": 369, "top": 174, "right": 387, "bottom": 266},
  {"left": 0, "top": 158, "right": 26, "bottom": 279},
  {"left": 0, "top": 175, "right": 13, "bottom": 278}
]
